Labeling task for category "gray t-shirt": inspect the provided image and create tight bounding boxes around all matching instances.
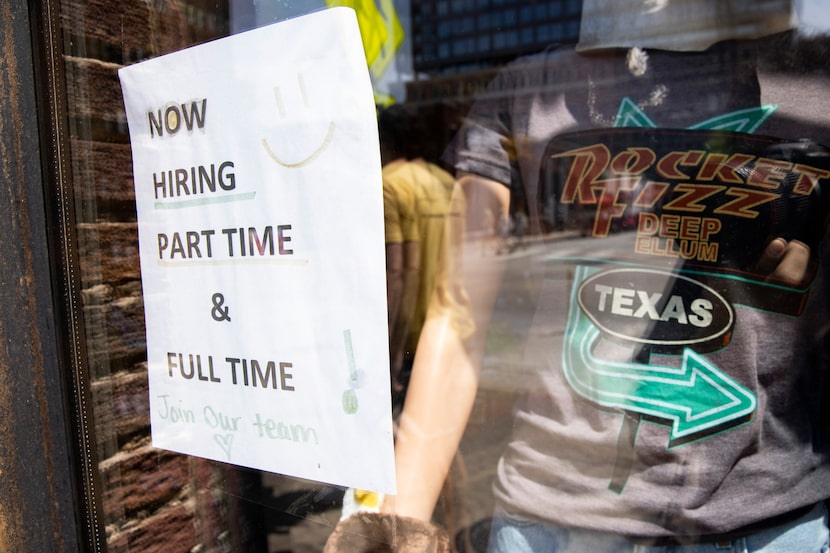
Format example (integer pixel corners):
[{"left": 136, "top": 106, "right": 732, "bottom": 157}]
[{"left": 448, "top": 43, "right": 830, "bottom": 538}]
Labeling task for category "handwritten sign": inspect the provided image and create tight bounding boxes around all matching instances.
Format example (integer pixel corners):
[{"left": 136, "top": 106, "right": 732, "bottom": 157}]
[{"left": 118, "top": 8, "right": 395, "bottom": 493}]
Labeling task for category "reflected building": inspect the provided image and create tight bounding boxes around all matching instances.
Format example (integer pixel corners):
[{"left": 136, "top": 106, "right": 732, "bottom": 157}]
[
  {"left": 404, "top": 0, "right": 583, "bottom": 163},
  {"left": 412, "top": 0, "right": 582, "bottom": 75}
]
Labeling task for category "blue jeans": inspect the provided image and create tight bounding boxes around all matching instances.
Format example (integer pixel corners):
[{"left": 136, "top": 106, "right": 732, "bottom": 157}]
[{"left": 488, "top": 503, "right": 830, "bottom": 553}]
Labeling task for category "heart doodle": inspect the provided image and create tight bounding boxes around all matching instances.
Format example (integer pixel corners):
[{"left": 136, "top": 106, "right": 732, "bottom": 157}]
[{"left": 214, "top": 434, "right": 234, "bottom": 460}]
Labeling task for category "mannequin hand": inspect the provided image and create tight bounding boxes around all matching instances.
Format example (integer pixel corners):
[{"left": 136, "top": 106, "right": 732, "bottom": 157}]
[{"left": 754, "top": 238, "right": 811, "bottom": 287}]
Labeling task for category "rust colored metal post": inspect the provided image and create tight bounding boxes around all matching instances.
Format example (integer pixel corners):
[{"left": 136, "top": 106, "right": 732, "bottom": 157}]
[{"left": 0, "top": 1, "right": 82, "bottom": 551}]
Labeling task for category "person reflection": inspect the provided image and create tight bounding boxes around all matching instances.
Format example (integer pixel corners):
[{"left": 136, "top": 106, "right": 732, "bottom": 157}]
[
  {"left": 326, "top": 3, "right": 830, "bottom": 553},
  {"left": 379, "top": 106, "right": 466, "bottom": 413}
]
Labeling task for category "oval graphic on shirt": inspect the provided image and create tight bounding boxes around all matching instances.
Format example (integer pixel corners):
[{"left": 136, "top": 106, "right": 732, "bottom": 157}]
[{"left": 577, "top": 268, "right": 734, "bottom": 354}]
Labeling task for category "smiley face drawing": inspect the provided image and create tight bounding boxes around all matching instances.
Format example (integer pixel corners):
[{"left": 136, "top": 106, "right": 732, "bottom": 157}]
[{"left": 261, "top": 72, "right": 336, "bottom": 168}]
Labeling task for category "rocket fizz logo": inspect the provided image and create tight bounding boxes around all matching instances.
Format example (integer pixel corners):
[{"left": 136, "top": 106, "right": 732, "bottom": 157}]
[{"left": 540, "top": 103, "right": 830, "bottom": 492}]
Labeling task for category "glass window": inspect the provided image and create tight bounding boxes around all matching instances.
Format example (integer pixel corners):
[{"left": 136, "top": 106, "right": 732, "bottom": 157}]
[
  {"left": 552, "top": 21, "right": 566, "bottom": 40},
  {"left": 38, "top": 1, "right": 830, "bottom": 552},
  {"left": 493, "top": 30, "right": 507, "bottom": 48},
  {"left": 438, "top": 41, "right": 450, "bottom": 58},
  {"left": 565, "top": 18, "right": 580, "bottom": 39},
  {"left": 491, "top": 11, "right": 506, "bottom": 29},
  {"left": 438, "top": 20, "right": 451, "bottom": 37}
]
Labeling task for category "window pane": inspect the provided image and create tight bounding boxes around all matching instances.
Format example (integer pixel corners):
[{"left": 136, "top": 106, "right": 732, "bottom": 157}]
[{"left": 50, "top": 1, "right": 830, "bottom": 553}]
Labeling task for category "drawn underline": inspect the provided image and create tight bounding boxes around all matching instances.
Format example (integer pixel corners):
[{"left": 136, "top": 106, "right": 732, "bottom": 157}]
[
  {"left": 154, "top": 191, "right": 257, "bottom": 210},
  {"left": 157, "top": 257, "right": 309, "bottom": 267}
]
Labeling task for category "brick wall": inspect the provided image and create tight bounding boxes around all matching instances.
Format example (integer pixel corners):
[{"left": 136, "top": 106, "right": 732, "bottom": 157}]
[{"left": 61, "top": 2, "right": 267, "bottom": 551}]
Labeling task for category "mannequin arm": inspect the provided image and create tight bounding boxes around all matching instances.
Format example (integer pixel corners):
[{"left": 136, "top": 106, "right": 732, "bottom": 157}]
[{"left": 383, "top": 173, "right": 510, "bottom": 520}]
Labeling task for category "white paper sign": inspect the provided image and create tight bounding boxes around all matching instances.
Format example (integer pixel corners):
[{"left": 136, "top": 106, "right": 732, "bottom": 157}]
[{"left": 118, "top": 7, "right": 395, "bottom": 493}]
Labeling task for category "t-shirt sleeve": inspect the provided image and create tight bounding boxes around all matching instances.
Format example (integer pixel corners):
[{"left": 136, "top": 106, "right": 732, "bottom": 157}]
[
  {"left": 384, "top": 173, "right": 420, "bottom": 244},
  {"left": 443, "top": 68, "right": 516, "bottom": 188}
]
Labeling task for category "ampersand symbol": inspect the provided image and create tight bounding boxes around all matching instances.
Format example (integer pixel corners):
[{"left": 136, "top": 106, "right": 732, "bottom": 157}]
[{"left": 211, "top": 293, "right": 231, "bottom": 322}]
